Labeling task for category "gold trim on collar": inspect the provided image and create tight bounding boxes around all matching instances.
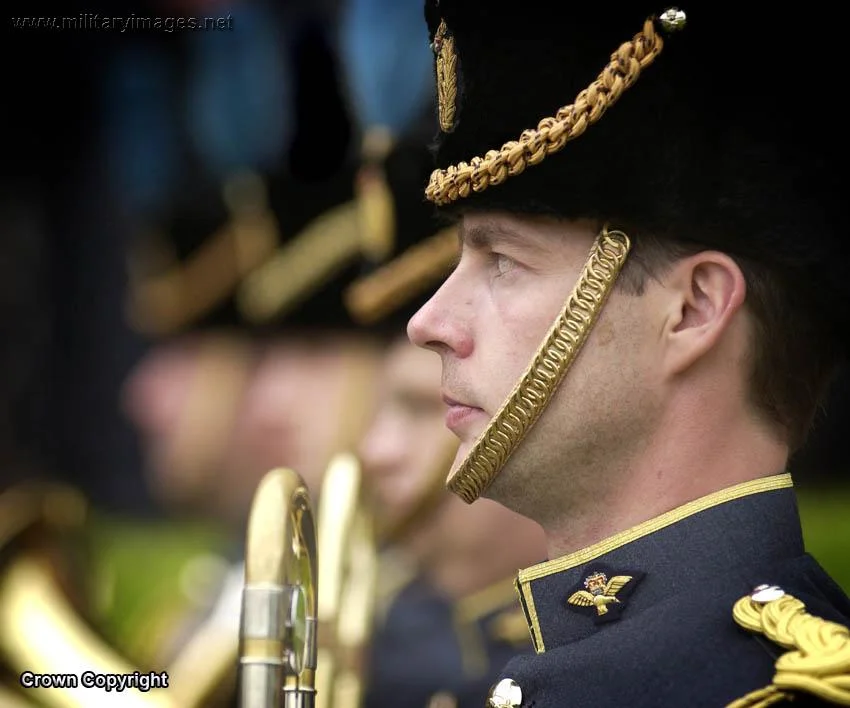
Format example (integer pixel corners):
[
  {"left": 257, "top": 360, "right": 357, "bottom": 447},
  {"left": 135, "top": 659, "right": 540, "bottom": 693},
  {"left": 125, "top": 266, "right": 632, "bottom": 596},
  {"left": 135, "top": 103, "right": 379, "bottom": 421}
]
[
  {"left": 520, "top": 474, "right": 793, "bottom": 585},
  {"left": 452, "top": 577, "right": 520, "bottom": 680},
  {"left": 517, "top": 473, "right": 793, "bottom": 653},
  {"left": 454, "top": 577, "right": 519, "bottom": 626},
  {"left": 515, "top": 577, "right": 544, "bottom": 653}
]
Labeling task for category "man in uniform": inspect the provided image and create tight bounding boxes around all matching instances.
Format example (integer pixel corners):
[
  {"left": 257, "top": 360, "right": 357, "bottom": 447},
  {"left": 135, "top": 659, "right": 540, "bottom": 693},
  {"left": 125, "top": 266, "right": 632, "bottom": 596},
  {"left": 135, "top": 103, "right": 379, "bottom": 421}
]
[
  {"left": 408, "top": 4, "right": 850, "bottom": 707},
  {"left": 345, "top": 133, "right": 545, "bottom": 707},
  {"left": 113, "top": 29, "right": 388, "bottom": 705}
]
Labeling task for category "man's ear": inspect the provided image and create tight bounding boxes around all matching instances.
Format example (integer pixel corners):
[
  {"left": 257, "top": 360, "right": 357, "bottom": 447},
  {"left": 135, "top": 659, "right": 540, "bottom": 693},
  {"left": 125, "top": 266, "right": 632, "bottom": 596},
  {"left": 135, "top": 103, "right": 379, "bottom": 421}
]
[{"left": 661, "top": 251, "right": 747, "bottom": 376}]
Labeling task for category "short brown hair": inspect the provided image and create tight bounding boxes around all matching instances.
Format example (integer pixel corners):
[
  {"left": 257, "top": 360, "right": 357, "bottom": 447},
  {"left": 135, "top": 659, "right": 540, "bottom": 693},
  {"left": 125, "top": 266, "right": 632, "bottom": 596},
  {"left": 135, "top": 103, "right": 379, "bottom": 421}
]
[{"left": 616, "top": 232, "right": 841, "bottom": 451}]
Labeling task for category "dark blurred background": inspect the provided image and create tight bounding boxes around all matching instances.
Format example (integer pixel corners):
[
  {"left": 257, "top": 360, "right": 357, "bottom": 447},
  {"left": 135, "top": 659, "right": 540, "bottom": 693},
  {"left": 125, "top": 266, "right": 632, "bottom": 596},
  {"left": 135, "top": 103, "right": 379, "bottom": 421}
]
[{"left": 2, "top": 0, "right": 431, "bottom": 513}]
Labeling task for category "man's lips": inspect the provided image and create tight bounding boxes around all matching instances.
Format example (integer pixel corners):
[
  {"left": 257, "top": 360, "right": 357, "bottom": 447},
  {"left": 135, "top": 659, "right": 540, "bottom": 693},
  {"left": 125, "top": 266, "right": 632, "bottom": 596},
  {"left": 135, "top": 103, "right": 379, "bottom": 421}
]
[{"left": 442, "top": 393, "right": 486, "bottom": 433}]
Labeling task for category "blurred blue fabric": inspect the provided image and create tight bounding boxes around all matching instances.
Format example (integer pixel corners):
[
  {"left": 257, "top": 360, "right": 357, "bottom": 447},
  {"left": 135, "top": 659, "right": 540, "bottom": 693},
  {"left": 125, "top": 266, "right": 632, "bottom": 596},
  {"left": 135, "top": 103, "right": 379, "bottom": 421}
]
[
  {"left": 103, "top": 1, "right": 294, "bottom": 216},
  {"left": 339, "top": 0, "right": 434, "bottom": 134},
  {"left": 102, "top": 45, "right": 180, "bottom": 216},
  {"left": 185, "top": 2, "right": 292, "bottom": 180}
]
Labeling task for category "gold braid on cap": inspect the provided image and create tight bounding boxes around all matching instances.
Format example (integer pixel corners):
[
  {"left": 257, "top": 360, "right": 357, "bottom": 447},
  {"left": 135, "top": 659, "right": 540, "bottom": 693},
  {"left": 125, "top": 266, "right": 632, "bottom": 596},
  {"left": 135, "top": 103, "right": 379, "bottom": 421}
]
[
  {"left": 425, "top": 15, "right": 671, "bottom": 206},
  {"left": 447, "top": 227, "right": 630, "bottom": 503},
  {"left": 726, "top": 588, "right": 850, "bottom": 707}
]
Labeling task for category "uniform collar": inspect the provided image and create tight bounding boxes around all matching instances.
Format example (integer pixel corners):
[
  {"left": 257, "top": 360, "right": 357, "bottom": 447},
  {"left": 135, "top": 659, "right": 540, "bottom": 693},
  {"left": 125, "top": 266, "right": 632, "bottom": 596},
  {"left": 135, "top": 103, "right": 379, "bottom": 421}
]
[{"left": 515, "top": 473, "right": 801, "bottom": 653}]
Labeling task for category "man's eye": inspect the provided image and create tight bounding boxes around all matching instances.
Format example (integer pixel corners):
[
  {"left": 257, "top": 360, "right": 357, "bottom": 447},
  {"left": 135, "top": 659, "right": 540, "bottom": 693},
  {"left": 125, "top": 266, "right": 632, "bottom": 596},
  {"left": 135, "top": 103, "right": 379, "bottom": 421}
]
[{"left": 495, "top": 253, "right": 515, "bottom": 276}]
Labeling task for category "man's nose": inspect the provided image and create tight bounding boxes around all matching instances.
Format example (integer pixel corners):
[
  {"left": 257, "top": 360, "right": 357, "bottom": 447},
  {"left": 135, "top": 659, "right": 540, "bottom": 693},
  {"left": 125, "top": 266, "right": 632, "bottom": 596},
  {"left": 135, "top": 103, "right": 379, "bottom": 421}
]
[{"left": 407, "top": 273, "right": 473, "bottom": 358}]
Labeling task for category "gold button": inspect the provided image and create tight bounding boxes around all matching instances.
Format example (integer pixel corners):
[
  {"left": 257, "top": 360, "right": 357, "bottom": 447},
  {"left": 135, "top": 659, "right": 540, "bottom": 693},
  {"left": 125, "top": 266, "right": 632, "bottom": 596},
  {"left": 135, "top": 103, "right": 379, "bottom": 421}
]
[{"left": 488, "top": 678, "right": 522, "bottom": 708}]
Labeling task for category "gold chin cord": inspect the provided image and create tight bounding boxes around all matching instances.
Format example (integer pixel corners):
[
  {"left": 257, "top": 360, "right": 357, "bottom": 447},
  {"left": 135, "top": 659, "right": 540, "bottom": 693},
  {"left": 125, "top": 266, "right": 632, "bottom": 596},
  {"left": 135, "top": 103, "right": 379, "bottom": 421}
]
[
  {"left": 238, "top": 453, "right": 377, "bottom": 708},
  {"left": 446, "top": 227, "right": 631, "bottom": 504},
  {"left": 238, "top": 468, "right": 318, "bottom": 708}
]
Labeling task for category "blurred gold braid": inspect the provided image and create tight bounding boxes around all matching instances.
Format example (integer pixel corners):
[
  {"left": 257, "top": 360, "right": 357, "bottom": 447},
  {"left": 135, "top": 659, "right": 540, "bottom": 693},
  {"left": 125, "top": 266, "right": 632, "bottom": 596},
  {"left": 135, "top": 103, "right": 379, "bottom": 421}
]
[
  {"left": 344, "top": 227, "right": 458, "bottom": 325},
  {"left": 425, "top": 17, "right": 665, "bottom": 206},
  {"left": 727, "top": 593, "right": 850, "bottom": 707},
  {"left": 447, "top": 228, "right": 631, "bottom": 504}
]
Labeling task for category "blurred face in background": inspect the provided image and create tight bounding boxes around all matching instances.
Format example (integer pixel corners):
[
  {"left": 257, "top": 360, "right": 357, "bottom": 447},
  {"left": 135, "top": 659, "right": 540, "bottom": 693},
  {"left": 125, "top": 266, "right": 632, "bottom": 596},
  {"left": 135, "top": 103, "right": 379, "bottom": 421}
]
[
  {"left": 359, "top": 335, "right": 546, "bottom": 585},
  {"left": 122, "top": 330, "right": 380, "bottom": 526},
  {"left": 229, "top": 332, "right": 380, "bottom": 500},
  {"left": 359, "top": 336, "right": 457, "bottom": 541}
]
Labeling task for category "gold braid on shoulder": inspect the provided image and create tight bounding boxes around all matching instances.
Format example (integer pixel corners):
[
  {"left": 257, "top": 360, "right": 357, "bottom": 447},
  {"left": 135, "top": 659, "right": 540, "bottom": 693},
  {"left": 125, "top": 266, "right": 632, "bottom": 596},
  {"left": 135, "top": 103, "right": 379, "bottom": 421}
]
[
  {"left": 425, "top": 16, "right": 669, "bottom": 206},
  {"left": 726, "top": 586, "right": 850, "bottom": 708}
]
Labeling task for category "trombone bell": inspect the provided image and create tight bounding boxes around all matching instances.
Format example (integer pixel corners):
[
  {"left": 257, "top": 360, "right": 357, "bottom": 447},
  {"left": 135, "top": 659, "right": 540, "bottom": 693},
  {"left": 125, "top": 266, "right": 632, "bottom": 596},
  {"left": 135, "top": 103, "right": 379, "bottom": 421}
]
[{"left": 238, "top": 468, "right": 318, "bottom": 708}]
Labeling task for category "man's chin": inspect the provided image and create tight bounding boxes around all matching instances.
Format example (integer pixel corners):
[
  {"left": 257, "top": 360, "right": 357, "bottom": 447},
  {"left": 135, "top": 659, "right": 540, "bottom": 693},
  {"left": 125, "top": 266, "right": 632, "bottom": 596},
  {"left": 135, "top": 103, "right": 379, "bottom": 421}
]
[{"left": 445, "top": 443, "right": 468, "bottom": 483}]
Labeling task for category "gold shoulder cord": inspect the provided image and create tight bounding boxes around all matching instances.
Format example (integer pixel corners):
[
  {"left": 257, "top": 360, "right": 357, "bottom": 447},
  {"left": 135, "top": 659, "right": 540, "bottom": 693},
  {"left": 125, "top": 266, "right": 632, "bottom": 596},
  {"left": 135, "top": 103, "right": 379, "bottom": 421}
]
[{"left": 727, "top": 586, "right": 850, "bottom": 707}]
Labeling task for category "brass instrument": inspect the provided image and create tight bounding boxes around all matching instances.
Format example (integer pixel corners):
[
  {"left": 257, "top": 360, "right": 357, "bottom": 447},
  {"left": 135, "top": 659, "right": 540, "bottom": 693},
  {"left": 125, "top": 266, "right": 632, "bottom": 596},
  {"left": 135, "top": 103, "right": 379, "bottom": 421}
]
[
  {"left": 164, "top": 588, "right": 242, "bottom": 707},
  {"left": 315, "top": 454, "right": 377, "bottom": 708},
  {"left": 237, "top": 454, "right": 378, "bottom": 708},
  {"left": 237, "top": 468, "right": 318, "bottom": 708},
  {"left": 0, "top": 554, "right": 175, "bottom": 708},
  {"left": 0, "top": 484, "right": 177, "bottom": 708}
]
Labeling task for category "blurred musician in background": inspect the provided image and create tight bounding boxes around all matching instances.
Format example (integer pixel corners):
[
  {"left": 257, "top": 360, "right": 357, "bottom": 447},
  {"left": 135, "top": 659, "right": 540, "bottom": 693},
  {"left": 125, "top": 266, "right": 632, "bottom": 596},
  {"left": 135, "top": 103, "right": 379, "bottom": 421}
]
[{"left": 111, "top": 6, "right": 384, "bottom": 702}]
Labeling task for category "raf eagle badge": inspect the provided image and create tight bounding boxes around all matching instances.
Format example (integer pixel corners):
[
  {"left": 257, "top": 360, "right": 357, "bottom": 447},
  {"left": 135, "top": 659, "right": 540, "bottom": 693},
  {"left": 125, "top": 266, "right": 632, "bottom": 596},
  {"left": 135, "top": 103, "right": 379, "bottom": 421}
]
[
  {"left": 431, "top": 19, "right": 457, "bottom": 133},
  {"left": 566, "top": 565, "right": 645, "bottom": 624}
]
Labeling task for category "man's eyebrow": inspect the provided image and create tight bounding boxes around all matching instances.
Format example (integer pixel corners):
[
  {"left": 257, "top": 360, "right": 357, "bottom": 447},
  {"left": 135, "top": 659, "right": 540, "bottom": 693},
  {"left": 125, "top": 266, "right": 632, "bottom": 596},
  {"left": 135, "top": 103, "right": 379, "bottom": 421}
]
[
  {"left": 458, "top": 222, "right": 533, "bottom": 251},
  {"left": 457, "top": 223, "right": 546, "bottom": 254}
]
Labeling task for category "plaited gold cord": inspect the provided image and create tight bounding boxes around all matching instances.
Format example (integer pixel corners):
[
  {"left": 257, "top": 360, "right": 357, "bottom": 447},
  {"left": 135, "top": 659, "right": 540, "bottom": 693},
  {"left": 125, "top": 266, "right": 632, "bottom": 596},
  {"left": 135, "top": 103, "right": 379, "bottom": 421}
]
[
  {"left": 726, "top": 686, "right": 789, "bottom": 708},
  {"left": 446, "top": 228, "right": 631, "bottom": 503},
  {"left": 727, "top": 589, "right": 850, "bottom": 707},
  {"left": 425, "top": 17, "right": 666, "bottom": 206}
]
